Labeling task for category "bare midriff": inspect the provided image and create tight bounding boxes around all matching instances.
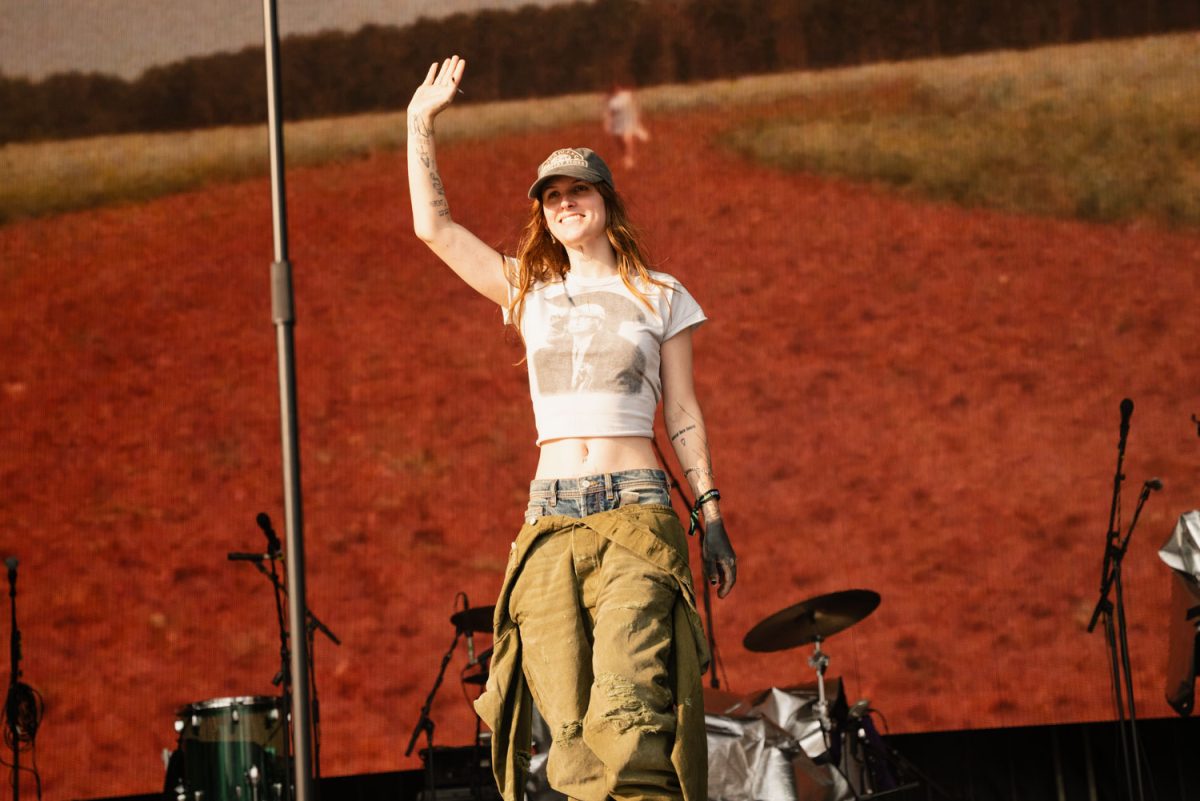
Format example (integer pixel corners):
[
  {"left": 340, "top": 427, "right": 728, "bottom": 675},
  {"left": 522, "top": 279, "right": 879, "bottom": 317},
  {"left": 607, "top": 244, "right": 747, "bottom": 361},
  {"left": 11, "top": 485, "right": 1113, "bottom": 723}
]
[{"left": 535, "top": 436, "right": 660, "bottom": 479}]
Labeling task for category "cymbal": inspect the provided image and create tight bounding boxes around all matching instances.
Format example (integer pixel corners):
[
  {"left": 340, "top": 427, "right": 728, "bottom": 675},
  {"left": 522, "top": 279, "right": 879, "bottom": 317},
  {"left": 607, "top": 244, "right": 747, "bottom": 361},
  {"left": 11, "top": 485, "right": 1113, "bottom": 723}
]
[
  {"left": 450, "top": 605, "right": 495, "bottom": 633},
  {"left": 743, "top": 590, "right": 880, "bottom": 652}
]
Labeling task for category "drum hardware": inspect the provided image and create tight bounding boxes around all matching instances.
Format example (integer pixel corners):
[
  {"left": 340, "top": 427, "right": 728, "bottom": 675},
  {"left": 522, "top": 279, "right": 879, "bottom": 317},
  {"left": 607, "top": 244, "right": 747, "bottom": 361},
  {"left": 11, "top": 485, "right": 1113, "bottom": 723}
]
[
  {"left": 171, "top": 696, "right": 290, "bottom": 801},
  {"left": 406, "top": 593, "right": 495, "bottom": 801},
  {"left": 193, "top": 512, "right": 343, "bottom": 797},
  {"left": 449, "top": 605, "right": 495, "bottom": 635},
  {"left": 744, "top": 590, "right": 881, "bottom": 741},
  {"left": 463, "top": 647, "right": 493, "bottom": 686}
]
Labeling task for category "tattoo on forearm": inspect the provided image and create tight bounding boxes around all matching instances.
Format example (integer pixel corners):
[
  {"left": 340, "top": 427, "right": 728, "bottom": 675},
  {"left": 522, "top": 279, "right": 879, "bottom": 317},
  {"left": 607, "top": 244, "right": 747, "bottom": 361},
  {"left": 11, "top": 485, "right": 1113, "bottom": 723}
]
[
  {"left": 684, "top": 467, "right": 714, "bottom": 482},
  {"left": 670, "top": 424, "right": 696, "bottom": 443}
]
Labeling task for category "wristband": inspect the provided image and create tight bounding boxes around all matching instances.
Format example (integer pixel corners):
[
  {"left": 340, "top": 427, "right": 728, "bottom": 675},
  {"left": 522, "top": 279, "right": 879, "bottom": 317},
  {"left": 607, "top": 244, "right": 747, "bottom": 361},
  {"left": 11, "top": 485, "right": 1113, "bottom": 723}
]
[{"left": 687, "top": 489, "right": 721, "bottom": 537}]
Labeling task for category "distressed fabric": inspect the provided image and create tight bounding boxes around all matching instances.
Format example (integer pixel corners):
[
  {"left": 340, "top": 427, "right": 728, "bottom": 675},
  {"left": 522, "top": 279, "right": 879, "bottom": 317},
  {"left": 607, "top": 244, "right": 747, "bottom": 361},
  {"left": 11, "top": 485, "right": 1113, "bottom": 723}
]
[{"left": 474, "top": 503, "right": 710, "bottom": 801}]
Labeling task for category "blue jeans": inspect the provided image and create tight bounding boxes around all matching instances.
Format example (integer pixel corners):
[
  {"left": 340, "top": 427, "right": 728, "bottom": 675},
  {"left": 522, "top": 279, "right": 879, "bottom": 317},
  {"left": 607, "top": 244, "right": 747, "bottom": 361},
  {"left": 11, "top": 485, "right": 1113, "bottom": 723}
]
[{"left": 524, "top": 468, "right": 672, "bottom": 524}]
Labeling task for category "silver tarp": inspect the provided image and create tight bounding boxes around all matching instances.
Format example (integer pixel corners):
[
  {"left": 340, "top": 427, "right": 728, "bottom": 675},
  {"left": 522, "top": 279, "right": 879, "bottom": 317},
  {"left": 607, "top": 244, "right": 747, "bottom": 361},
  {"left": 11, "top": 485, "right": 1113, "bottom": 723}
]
[
  {"left": 527, "top": 684, "right": 854, "bottom": 801},
  {"left": 1158, "top": 510, "right": 1200, "bottom": 716},
  {"left": 1159, "top": 510, "right": 1200, "bottom": 583},
  {"left": 705, "top": 686, "right": 853, "bottom": 801}
]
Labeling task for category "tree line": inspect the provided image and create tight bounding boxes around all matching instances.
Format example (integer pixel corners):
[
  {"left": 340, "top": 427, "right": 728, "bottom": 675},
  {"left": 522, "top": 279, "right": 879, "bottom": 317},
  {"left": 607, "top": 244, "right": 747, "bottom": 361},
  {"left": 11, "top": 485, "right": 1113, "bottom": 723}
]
[{"left": 2, "top": 0, "right": 1197, "bottom": 144}]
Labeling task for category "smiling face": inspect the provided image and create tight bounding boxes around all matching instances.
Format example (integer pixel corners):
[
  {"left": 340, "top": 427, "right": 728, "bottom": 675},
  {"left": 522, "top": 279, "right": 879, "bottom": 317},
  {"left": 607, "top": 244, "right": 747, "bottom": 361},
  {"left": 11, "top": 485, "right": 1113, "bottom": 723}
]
[{"left": 540, "top": 176, "right": 609, "bottom": 249}]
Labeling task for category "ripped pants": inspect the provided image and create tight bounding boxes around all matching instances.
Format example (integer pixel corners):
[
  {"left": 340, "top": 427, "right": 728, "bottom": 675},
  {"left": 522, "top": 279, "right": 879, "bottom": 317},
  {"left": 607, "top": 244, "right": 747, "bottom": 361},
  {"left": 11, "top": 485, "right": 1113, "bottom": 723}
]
[{"left": 510, "top": 470, "right": 682, "bottom": 801}]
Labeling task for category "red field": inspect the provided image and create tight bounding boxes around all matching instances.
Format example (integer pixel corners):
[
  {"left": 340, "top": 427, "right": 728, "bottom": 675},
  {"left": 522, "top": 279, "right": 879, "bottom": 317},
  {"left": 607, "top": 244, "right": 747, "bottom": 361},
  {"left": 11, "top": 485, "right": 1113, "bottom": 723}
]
[{"left": 2, "top": 111, "right": 1199, "bottom": 800}]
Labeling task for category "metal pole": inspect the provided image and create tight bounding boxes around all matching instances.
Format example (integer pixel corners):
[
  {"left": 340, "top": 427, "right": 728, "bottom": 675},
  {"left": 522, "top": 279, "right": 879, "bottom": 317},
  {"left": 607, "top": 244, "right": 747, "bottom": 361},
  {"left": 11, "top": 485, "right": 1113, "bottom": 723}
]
[{"left": 260, "top": 1, "right": 315, "bottom": 799}]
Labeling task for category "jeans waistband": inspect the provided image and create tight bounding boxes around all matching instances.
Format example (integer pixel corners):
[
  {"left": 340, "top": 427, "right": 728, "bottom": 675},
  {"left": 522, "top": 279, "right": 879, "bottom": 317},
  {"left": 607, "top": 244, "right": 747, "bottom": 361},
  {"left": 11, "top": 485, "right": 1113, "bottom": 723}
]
[{"left": 529, "top": 468, "right": 668, "bottom": 503}]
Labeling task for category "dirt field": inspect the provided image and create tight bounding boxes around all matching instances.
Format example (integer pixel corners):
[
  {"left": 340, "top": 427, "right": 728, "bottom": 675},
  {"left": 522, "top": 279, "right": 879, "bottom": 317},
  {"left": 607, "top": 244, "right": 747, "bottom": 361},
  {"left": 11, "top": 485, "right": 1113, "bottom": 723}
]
[{"left": 2, "top": 111, "right": 1199, "bottom": 800}]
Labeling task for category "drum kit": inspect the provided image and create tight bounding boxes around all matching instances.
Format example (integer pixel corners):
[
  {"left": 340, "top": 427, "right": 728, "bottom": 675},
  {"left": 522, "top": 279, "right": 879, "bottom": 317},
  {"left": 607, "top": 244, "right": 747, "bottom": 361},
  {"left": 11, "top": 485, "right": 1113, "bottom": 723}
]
[
  {"left": 742, "top": 589, "right": 882, "bottom": 737},
  {"left": 162, "top": 580, "right": 890, "bottom": 801}
]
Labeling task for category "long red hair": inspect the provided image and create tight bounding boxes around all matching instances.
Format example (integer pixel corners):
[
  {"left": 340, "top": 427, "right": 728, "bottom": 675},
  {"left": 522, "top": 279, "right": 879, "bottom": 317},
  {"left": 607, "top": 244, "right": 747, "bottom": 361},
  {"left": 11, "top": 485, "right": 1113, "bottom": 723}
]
[{"left": 507, "top": 182, "right": 667, "bottom": 334}]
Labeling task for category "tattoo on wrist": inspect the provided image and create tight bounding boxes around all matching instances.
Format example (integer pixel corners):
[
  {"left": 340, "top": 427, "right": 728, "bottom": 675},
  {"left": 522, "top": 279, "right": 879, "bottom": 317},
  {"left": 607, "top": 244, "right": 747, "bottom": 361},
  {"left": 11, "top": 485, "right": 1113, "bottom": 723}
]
[{"left": 409, "top": 116, "right": 433, "bottom": 138}]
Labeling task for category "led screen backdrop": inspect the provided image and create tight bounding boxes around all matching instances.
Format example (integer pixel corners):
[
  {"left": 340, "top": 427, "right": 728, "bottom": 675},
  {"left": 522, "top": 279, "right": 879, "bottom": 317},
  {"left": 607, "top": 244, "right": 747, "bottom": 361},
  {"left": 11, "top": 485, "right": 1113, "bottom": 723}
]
[{"left": 2, "top": 4, "right": 1199, "bottom": 799}]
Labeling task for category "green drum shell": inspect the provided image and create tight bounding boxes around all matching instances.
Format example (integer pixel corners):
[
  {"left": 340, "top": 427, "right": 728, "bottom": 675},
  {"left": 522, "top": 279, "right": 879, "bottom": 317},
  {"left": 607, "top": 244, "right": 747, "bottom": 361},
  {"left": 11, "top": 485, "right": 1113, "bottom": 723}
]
[{"left": 177, "top": 696, "right": 288, "bottom": 801}]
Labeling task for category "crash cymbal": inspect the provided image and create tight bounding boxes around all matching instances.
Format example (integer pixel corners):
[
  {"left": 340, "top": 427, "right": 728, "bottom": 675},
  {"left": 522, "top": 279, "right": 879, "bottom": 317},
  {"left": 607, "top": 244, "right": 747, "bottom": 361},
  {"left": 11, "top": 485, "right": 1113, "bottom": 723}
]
[
  {"left": 743, "top": 590, "right": 880, "bottom": 652},
  {"left": 450, "top": 605, "right": 495, "bottom": 633}
]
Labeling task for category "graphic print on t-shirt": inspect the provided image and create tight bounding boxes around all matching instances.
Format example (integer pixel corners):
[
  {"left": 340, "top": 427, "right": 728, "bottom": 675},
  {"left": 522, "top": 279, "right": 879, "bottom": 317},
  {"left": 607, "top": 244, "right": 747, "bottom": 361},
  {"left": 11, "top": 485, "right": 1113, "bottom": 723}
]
[{"left": 531, "top": 290, "right": 649, "bottom": 396}]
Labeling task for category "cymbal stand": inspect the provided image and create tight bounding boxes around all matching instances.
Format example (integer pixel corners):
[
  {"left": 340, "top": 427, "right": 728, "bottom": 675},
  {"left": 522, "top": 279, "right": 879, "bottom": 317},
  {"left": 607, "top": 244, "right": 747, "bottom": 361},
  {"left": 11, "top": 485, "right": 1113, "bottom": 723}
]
[
  {"left": 406, "top": 629, "right": 462, "bottom": 801},
  {"left": 809, "top": 636, "right": 832, "bottom": 743}
]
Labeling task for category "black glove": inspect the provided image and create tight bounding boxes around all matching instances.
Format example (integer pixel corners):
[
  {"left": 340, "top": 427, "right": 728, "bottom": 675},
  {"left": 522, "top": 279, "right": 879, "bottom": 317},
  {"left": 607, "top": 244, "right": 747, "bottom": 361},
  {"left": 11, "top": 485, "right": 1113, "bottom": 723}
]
[{"left": 700, "top": 518, "right": 736, "bottom": 598}]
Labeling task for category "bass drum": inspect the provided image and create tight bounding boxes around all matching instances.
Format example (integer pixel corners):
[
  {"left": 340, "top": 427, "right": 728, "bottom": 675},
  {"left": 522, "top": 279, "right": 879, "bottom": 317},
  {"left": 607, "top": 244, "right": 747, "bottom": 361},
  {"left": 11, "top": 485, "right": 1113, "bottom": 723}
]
[{"left": 174, "top": 695, "right": 290, "bottom": 801}]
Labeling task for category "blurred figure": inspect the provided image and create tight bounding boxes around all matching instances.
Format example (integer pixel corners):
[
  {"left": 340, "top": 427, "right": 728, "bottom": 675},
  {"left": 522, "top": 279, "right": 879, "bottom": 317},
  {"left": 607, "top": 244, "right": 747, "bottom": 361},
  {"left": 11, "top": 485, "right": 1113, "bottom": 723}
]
[{"left": 603, "top": 83, "right": 649, "bottom": 168}]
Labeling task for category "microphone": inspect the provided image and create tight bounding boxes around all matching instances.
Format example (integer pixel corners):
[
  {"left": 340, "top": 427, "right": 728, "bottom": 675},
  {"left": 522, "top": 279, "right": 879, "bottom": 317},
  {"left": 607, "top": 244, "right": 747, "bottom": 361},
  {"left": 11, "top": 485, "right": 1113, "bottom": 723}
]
[
  {"left": 256, "top": 512, "right": 282, "bottom": 555},
  {"left": 1145, "top": 477, "right": 1164, "bottom": 491},
  {"left": 1118, "top": 398, "right": 1133, "bottom": 451},
  {"left": 5, "top": 556, "right": 16, "bottom": 587}
]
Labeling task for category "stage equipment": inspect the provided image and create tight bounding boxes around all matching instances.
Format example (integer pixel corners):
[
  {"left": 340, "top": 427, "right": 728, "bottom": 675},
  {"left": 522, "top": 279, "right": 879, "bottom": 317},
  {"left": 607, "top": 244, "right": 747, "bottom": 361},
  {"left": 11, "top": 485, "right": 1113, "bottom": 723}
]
[
  {"left": 255, "top": 0, "right": 315, "bottom": 795},
  {"left": 171, "top": 696, "right": 289, "bottom": 801},
  {"left": 744, "top": 590, "right": 880, "bottom": 738},
  {"left": 226, "top": 512, "right": 341, "bottom": 790},
  {"left": 407, "top": 594, "right": 494, "bottom": 801},
  {"left": 1087, "top": 398, "right": 1158, "bottom": 801},
  {"left": 5, "top": 557, "right": 44, "bottom": 801},
  {"left": 1159, "top": 510, "right": 1200, "bottom": 715}
]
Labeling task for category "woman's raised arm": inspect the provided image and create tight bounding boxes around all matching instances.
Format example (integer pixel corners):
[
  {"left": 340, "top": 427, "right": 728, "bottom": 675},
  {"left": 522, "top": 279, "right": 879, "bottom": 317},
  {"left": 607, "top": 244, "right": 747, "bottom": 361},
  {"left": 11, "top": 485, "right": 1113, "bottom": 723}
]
[{"left": 407, "top": 56, "right": 510, "bottom": 306}]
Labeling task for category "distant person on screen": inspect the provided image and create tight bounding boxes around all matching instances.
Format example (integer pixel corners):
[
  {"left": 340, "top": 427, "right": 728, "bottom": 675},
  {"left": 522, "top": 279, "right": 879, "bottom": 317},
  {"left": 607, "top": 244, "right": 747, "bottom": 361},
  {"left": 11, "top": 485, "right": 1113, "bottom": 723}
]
[
  {"left": 407, "top": 55, "right": 735, "bottom": 801},
  {"left": 603, "top": 83, "right": 649, "bottom": 168}
]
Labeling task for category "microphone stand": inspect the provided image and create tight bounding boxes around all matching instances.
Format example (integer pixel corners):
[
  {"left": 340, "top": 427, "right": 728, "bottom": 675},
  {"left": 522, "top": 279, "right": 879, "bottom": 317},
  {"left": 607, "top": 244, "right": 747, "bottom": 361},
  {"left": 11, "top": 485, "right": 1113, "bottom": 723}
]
[
  {"left": 257, "top": 0, "right": 315, "bottom": 796},
  {"left": 652, "top": 437, "right": 721, "bottom": 689},
  {"left": 6, "top": 561, "right": 20, "bottom": 801},
  {"left": 406, "top": 630, "right": 463, "bottom": 801},
  {"left": 1086, "top": 402, "right": 1149, "bottom": 801},
  {"left": 227, "top": 549, "right": 341, "bottom": 790}
]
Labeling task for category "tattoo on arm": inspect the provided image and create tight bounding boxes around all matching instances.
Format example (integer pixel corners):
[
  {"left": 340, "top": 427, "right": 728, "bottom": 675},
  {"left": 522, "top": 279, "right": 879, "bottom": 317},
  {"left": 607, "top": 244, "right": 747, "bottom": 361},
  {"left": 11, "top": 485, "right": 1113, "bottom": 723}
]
[{"left": 670, "top": 424, "right": 697, "bottom": 443}]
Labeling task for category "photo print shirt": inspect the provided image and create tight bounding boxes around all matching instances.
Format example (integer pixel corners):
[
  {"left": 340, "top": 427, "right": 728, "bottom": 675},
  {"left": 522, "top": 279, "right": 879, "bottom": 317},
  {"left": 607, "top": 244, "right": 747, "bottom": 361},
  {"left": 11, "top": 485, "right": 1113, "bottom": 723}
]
[{"left": 507, "top": 270, "right": 707, "bottom": 445}]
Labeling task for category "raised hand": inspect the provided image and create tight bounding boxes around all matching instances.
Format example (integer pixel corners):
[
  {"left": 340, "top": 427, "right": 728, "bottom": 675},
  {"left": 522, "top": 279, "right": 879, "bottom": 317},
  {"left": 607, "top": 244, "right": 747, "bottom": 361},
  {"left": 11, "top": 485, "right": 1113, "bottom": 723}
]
[{"left": 408, "top": 55, "right": 466, "bottom": 127}]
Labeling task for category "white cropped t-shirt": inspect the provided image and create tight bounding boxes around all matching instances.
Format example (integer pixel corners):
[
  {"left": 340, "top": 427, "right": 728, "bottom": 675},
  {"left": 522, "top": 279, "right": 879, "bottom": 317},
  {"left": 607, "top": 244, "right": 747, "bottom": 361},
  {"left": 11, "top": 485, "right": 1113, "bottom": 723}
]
[{"left": 505, "top": 269, "right": 706, "bottom": 445}]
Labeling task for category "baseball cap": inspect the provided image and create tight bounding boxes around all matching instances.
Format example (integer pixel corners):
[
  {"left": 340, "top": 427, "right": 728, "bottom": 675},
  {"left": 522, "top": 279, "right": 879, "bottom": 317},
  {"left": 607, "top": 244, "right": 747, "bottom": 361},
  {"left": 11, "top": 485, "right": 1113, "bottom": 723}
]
[{"left": 528, "top": 147, "right": 615, "bottom": 199}]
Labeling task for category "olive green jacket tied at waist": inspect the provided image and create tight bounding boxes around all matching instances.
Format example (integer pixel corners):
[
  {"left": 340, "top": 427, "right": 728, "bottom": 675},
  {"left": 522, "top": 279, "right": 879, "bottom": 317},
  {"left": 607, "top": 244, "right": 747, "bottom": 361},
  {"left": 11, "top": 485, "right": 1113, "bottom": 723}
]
[{"left": 473, "top": 504, "right": 712, "bottom": 801}]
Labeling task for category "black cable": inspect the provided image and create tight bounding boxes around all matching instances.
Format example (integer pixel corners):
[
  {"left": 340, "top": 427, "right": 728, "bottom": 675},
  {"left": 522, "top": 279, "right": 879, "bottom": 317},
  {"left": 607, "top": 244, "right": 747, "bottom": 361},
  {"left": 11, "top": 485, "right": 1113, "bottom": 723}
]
[{"left": 2, "top": 681, "right": 44, "bottom": 799}]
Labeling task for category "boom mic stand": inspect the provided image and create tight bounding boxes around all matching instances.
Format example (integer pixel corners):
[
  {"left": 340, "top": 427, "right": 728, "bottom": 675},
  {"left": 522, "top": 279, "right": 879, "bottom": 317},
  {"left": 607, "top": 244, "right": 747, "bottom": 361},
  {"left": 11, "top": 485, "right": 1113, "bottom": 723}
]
[
  {"left": 228, "top": 516, "right": 341, "bottom": 789},
  {"left": 651, "top": 437, "right": 722, "bottom": 688},
  {"left": 406, "top": 628, "right": 463, "bottom": 801},
  {"left": 1086, "top": 399, "right": 1154, "bottom": 801}
]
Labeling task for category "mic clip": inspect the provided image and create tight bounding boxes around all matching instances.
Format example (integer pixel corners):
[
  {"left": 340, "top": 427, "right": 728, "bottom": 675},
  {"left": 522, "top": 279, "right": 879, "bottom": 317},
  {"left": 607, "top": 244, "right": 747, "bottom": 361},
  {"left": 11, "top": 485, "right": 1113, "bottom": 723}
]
[{"left": 227, "top": 552, "right": 279, "bottom": 562}]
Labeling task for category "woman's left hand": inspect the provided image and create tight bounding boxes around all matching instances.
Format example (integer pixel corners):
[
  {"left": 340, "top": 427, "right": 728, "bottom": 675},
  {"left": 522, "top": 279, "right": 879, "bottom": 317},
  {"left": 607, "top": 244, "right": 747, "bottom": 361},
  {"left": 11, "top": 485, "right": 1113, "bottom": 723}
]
[{"left": 701, "top": 519, "right": 736, "bottom": 598}]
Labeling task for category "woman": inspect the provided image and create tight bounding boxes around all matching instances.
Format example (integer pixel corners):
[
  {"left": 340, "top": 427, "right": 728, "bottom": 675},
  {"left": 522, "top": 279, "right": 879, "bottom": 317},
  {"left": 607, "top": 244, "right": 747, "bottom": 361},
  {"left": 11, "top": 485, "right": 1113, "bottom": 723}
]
[{"left": 407, "top": 56, "right": 736, "bottom": 801}]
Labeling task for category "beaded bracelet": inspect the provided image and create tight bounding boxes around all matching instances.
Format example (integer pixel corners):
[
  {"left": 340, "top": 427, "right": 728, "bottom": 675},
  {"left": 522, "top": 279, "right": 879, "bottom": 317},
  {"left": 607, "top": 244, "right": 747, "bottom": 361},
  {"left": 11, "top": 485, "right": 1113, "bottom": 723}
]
[{"left": 687, "top": 488, "right": 721, "bottom": 536}]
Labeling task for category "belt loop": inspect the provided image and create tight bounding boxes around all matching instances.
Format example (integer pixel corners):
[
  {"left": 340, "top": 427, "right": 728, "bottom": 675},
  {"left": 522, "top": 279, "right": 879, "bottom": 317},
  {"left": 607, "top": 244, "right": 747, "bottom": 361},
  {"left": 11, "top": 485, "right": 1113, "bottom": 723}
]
[
  {"left": 549, "top": 479, "right": 558, "bottom": 508},
  {"left": 604, "top": 472, "right": 614, "bottom": 501}
]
